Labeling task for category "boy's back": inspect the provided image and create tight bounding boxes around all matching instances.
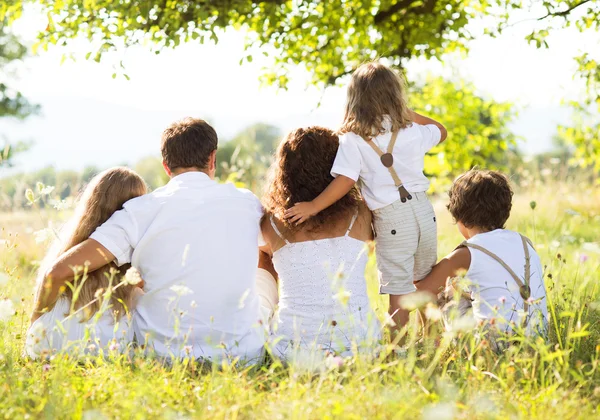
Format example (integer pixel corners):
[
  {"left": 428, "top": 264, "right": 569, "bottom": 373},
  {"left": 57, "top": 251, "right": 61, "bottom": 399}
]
[{"left": 464, "top": 229, "right": 548, "bottom": 333}]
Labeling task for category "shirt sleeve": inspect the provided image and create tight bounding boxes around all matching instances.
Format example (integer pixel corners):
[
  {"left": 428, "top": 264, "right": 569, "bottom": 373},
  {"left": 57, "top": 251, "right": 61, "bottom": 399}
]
[
  {"left": 416, "top": 124, "right": 442, "bottom": 153},
  {"left": 331, "top": 134, "right": 362, "bottom": 182},
  {"left": 242, "top": 188, "right": 267, "bottom": 247},
  {"left": 89, "top": 207, "right": 138, "bottom": 267}
]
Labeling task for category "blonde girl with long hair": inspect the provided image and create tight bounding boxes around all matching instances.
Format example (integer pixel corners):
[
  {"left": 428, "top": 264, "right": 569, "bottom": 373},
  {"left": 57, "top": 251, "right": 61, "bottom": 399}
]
[
  {"left": 285, "top": 62, "right": 448, "bottom": 333},
  {"left": 26, "top": 167, "right": 147, "bottom": 358}
]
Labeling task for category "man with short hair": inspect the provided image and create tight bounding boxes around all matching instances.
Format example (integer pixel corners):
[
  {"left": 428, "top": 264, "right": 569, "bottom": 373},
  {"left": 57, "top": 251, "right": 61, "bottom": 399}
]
[{"left": 36, "top": 117, "right": 277, "bottom": 362}]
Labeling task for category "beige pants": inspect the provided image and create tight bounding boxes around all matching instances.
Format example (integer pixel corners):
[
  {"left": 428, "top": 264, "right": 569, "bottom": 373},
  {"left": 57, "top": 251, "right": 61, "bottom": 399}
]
[
  {"left": 256, "top": 268, "right": 279, "bottom": 326},
  {"left": 373, "top": 192, "right": 437, "bottom": 295}
]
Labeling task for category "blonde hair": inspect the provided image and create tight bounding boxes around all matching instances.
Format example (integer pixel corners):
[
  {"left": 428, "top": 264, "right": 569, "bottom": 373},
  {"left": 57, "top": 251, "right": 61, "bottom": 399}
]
[
  {"left": 41, "top": 167, "right": 147, "bottom": 321},
  {"left": 340, "top": 62, "right": 413, "bottom": 139}
]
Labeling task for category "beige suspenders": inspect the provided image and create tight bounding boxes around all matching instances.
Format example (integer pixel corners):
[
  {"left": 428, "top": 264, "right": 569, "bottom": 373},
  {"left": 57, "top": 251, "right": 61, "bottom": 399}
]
[
  {"left": 459, "top": 234, "right": 533, "bottom": 324},
  {"left": 361, "top": 131, "right": 413, "bottom": 202}
]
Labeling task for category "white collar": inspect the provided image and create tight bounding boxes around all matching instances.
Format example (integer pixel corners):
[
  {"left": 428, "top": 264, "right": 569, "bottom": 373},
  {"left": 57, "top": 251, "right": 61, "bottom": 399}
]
[{"left": 168, "top": 171, "right": 212, "bottom": 186}]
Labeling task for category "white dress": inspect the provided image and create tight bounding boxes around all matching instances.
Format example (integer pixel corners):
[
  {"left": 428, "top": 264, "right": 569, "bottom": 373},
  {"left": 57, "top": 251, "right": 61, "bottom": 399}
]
[
  {"left": 25, "top": 297, "right": 135, "bottom": 359},
  {"left": 269, "top": 212, "right": 381, "bottom": 360}
]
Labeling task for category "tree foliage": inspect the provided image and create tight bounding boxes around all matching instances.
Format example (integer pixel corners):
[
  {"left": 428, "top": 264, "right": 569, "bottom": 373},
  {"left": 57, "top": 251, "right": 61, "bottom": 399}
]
[
  {"left": 0, "top": 19, "right": 39, "bottom": 167},
  {"left": 409, "top": 76, "right": 518, "bottom": 189},
  {"left": 3, "top": 1, "right": 598, "bottom": 89},
  {"left": 2, "top": 0, "right": 480, "bottom": 87},
  {"left": 216, "top": 123, "right": 281, "bottom": 191}
]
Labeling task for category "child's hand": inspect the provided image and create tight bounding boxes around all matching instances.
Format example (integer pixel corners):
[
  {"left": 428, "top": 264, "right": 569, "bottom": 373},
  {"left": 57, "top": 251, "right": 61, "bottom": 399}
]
[{"left": 284, "top": 202, "right": 318, "bottom": 225}]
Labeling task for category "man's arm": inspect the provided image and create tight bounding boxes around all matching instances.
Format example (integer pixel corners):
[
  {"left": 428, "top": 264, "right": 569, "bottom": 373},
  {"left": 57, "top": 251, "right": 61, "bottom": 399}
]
[
  {"left": 31, "top": 239, "right": 115, "bottom": 324},
  {"left": 284, "top": 175, "right": 356, "bottom": 225},
  {"left": 414, "top": 247, "right": 471, "bottom": 297},
  {"left": 410, "top": 110, "right": 448, "bottom": 143}
]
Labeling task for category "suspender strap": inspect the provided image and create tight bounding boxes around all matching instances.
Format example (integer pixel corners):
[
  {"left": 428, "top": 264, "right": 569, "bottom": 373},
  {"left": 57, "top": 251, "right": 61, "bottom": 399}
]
[
  {"left": 345, "top": 210, "right": 359, "bottom": 237},
  {"left": 269, "top": 216, "right": 290, "bottom": 245},
  {"left": 361, "top": 131, "right": 412, "bottom": 202},
  {"left": 459, "top": 234, "right": 533, "bottom": 325}
]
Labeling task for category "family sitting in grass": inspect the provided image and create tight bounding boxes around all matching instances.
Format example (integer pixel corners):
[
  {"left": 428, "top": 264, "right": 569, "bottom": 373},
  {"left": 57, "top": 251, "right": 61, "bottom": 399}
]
[{"left": 26, "top": 62, "right": 548, "bottom": 362}]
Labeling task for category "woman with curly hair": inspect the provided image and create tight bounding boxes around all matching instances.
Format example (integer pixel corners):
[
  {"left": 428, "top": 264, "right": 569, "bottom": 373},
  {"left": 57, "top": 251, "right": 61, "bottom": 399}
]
[{"left": 261, "top": 126, "right": 381, "bottom": 361}]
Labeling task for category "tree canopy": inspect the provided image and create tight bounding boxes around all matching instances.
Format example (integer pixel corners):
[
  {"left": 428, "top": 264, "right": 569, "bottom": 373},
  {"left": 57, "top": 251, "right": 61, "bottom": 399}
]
[
  {"left": 1, "top": 0, "right": 597, "bottom": 173},
  {"left": 2, "top": 1, "right": 598, "bottom": 90},
  {"left": 0, "top": 20, "right": 39, "bottom": 166}
]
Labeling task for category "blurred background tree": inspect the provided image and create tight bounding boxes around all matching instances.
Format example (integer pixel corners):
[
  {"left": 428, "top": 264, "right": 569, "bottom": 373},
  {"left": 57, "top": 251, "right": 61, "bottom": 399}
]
[
  {"left": 409, "top": 76, "right": 518, "bottom": 190},
  {"left": 216, "top": 123, "right": 281, "bottom": 191},
  {"left": 0, "top": 19, "right": 39, "bottom": 167}
]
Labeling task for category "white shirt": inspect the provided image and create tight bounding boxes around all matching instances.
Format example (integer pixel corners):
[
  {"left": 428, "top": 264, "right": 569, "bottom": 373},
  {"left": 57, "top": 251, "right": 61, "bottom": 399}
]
[
  {"left": 26, "top": 297, "right": 134, "bottom": 358},
  {"left": 331, "top": 121, "right": 441, "bottom": 210},
  {"left": 90, "top": 172, "right": 266, "bottom": 362},
  {"left": 464, "top": 229, "right": 548, "bottom": 334}
]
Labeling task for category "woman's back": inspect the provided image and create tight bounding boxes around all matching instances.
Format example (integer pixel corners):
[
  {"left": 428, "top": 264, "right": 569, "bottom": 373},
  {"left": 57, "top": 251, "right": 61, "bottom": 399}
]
[{"left": 264, "top": 207, "right": 381, "bottom": 358}]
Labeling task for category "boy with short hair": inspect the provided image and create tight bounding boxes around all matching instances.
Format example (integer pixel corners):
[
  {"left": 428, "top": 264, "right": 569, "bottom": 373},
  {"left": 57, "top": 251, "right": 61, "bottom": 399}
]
[{"left": 416, "top": 169, "right": 548, "bottom": 338}]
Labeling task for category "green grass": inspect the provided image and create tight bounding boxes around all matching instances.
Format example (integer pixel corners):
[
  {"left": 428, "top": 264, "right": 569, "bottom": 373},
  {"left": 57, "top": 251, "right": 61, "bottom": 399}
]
[{"left": 1, "top": 183, "right": 599, "bottom": 419}]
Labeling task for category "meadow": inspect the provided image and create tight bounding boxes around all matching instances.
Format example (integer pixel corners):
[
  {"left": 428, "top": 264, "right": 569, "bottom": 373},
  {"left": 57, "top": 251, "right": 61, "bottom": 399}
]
[{"left": 0, "top": 181, "right": 599, "bottom": 419}]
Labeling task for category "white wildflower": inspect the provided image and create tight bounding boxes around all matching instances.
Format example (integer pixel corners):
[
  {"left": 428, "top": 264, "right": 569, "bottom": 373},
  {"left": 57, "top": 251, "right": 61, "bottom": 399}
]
[
  {"left": 51, "top": 199, "right": 70, "bottom": 211},
  {"left": 333, "top": 290, "right": 351, "bottom": 306},
  {"left": 423, "top": 402, "right": 456, "bottom": 420},
  {"left": 170, "top": 285, "right": 193, "bottom": 296},
  {"left": 0, "top": 299, "right": 15, "bottom": 322},
  {"left": 325, "top": 354, "right": 344, "bottom": 370},
  {"left": 34, "top": 227, "right": 54, "bottom": 244},
  {"left": 108, "top": 341, "right": 120, "bottom": 352},
  {"left": 582, "top": 242, "right": 600, "bottom": 254},
  {"left": 183, "top": 345, "right": 193, "bottom": 355},
  {"left": 190, "top": 300, "right": 198, "bottom": 308},
  {"left": 424, "top": 304, "right": 442, "bottom": 322},
  {"left": 40, "top": 186, "right": 55, "bottom": 196},
  {"left": 498, "top": 296, "right": 507, "bottom": 305},
  {"left": 399, "top": 291, "right": 434, "bottom": 311},
  {"left": 0, "top": 272, "right": 9, "bottom": 287},
  {"left": 124, "top": 267, "right": 142, "bottom": 286},
  {"left": 383, "top": 314, "right": 397, "bottom": 327},
  {"left": 449, "top": 315, "right": 477, "bottom": 333}
]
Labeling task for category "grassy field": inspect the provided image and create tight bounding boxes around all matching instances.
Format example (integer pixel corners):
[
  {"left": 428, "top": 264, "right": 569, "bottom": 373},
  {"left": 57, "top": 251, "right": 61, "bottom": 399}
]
[{"left": 1, "top": 183, "right": 599, "bottom": 419}]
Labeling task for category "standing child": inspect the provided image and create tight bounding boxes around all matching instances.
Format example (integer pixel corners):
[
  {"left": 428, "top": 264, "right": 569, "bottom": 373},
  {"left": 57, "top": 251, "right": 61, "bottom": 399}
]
[{"left": 285, "top": 62, "right": 447, "bottom": 330}]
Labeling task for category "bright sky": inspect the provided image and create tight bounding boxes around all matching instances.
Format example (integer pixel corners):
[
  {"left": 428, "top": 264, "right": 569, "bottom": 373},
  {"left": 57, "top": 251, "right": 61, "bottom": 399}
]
[{"left": 0, "top": 5, "right": 597, "bottom": 174}]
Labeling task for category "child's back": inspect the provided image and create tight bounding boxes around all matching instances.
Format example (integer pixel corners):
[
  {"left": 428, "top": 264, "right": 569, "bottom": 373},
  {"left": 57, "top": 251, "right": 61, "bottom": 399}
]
[
  {"left": 463, "top": 228, "right": 548, "bottom": 334},
  {"left": 333, "top": 116, "right": 441, "bottom": 210}
]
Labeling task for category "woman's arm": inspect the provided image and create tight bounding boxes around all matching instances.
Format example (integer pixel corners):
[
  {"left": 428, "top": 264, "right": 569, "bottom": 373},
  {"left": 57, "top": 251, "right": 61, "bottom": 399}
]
[
  {"left": 31, "top": 239, "right": 115, "bottom": 324},
  {"left": 410, "top": 110, "right": 448, "bottom": 143},
  {"left": 284, "top": 175, "right": 356, "bottom": 224},
  {"left": 415, "top": 247, "right": 471, "bottom": 297}
]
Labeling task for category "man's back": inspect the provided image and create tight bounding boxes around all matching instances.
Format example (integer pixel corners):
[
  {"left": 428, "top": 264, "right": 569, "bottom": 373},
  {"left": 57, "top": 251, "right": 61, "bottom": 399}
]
[{"left": 91, "top": 172, "right": 265, "bottom": 361}]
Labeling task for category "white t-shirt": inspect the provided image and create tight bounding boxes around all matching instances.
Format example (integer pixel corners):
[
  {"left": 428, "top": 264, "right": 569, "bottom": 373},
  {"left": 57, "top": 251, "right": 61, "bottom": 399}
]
[
  {"left": 464, "top": 229, "right": 548, "bottom": 334},
  {"left": 331, "top": 120, "right": 441, "bottom": 210},
  {"left": 90, "top": 172, "right": 266, "bottom": 362}
]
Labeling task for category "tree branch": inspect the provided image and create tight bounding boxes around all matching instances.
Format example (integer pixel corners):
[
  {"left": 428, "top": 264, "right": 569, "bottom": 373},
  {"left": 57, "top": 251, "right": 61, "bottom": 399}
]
[
  {"left": 374, "top": 0, "right": 418, "bottom": 24},
  {"left": 537, "top": 0, "right": 592, "bottom": 21}
]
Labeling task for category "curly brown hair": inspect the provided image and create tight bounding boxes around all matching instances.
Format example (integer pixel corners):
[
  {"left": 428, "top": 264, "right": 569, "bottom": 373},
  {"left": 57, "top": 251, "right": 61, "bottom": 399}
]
[
  {"left": 263, "top": 126, "right": 361, "bottom": 232},
  {"left": 447, "top": 169, "right": 513, "bottom": 231}
]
